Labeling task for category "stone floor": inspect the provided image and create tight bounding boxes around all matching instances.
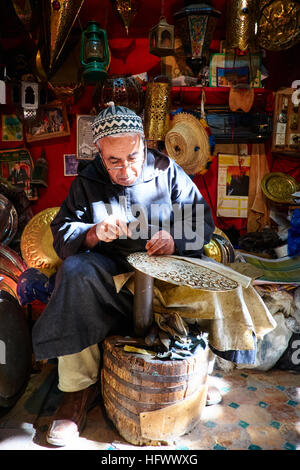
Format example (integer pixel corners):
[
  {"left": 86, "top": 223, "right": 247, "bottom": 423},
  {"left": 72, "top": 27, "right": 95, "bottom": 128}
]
[{"left": 0, "top": 364, "right": 299, "bottom": 451}]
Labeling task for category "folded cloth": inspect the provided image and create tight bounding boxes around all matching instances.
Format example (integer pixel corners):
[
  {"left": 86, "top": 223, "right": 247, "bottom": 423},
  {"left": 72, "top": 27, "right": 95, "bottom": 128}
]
[
  {"left": 154, "top": 311, "right": 189, "bottom": 340},
  {"left": 113, "top": 257, "right": 277, "bottom": 355}
]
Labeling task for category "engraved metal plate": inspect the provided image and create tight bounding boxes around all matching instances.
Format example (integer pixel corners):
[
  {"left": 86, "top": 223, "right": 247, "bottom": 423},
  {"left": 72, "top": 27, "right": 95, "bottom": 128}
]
[
  {"left": 20, "top": 207, "right": 62, "bottom": 275},
  {"left": 261, "top": 172, "right": 299, "bottom": 203},
  {"left": 127, "top": 252, "right": 238, "bottom": 292}
]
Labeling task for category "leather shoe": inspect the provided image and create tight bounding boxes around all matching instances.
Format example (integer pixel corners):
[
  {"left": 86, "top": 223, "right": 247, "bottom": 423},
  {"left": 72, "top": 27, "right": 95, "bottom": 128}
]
[{"left": 46, "top": 383, "right": 99, "bottom": 446}]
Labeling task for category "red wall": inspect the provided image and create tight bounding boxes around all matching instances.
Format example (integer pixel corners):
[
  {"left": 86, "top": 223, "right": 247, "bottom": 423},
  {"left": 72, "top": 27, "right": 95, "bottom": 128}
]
[{"left": 1, "top": 0, "right": 300, "bottom": 235}]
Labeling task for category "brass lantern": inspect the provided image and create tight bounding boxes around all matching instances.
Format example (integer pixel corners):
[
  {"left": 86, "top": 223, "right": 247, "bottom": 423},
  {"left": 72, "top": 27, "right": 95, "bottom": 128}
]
[
  {"left": 174, "top": 1, "right": 221, "bottom": 77},
  {"left": 149, "top": 16, "right": 175, "bottom": 57},
  {"left": 226, "top": 0, "right": 259, "bottom": 52}
]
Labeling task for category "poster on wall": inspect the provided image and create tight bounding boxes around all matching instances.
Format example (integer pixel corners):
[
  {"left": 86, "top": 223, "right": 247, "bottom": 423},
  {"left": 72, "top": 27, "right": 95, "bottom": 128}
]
[
  {"left": 1, "top": 114, "right": 23, "bottom": 141},
  {"left": 209, "top": 53, "right": 261, "bottom": 88},
  {"left": 217, "top": 153, "right": 251, "bottom": 218},
  {"left": 76, "top": 115, "right": 98, "bottom": 160},
  {"left": 0, "top": 147, "right": 35, "bottom": 200},
  {"left": 64, "top": 154, "right": 78, "bottom": 176}
]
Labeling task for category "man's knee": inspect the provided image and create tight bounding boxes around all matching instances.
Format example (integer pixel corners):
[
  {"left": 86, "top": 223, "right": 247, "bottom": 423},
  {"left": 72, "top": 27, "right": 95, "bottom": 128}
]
[{"left": 57, "top": 253, "right": 118, "bottom": 283}]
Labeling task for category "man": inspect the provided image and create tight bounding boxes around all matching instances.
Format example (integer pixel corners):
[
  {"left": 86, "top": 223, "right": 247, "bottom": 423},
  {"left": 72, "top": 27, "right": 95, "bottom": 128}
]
[
  {"left": 32, "top": 104, "right": 215, "bottom": 446},
  {"left": 8, "top": 163, "right": 28, "bottom": 189}
]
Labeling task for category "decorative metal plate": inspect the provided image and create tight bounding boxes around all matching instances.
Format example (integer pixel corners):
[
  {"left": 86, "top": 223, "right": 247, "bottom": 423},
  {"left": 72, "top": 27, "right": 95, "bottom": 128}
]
[
  {"left": 258, "top": 0, "right": 300, "bottom": 51},
  {"left": 20, "top": 207, "right": 62, "bottom": 275},
  {"left": 261, "top": 172, "right": 299, "bottom": 203},
  {"left": 0, "top": 194, "right": 18, "bottom": 245},
  {"left": 0, "top": 244, "right": 27, "bottom": 298},
  {"left": 127, "top": 252, "right": 238, "bottom": 292}
]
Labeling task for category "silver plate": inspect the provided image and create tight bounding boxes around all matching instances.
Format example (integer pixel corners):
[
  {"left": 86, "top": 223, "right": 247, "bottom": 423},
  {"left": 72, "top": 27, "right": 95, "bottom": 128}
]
[{"left": 127, "top": 252, "right": 238, "bottom": 292}]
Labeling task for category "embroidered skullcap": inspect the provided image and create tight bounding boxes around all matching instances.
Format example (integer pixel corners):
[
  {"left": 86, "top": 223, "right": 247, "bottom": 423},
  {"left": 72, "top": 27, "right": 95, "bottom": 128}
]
[{"left": 91, "top": 102, "right": 144, "bottom": 142}]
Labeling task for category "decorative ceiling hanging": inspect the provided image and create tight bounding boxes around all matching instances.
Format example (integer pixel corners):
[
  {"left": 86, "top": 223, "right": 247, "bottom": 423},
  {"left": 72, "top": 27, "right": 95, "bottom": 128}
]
[
  {"left": 226, "top": 0, "right": 259, "bottom": 52},
  {"left": 110, "top": 0, "right": 138, "bottom": 35},
  {"left": 93, "top": 76, "right": 144, "bottom": 115},
  {"left": 11, "top": 0, "right": 33, "bottom": 32},
  {"left": 47, "top": 0, "right": 85, "bottom": 73},
  {"left": 149, "top": 16, "right": 175, "bottom": 57},
  {"left": 80, "top": 21, "right": 110, "bottom": 84},
  {"left": 11, "top": 74, "right": 48, "bottom": 129},
  {"left": 257, "top": 0, "right": 300, "bottom": 51},
  {"left": 144, "top": 76, "right": 171, "bottom": 141},
  {"left": 173, "top": 1, "right": 221, "bottom": 77},
  {"left": 149, "top": 0, "right": 174, "bottom": 57}
]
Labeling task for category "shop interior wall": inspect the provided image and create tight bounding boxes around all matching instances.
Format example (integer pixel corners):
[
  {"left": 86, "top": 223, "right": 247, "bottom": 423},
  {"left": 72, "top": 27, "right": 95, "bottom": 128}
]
[{"left": 0, "top": 0, "right": 300, "bottom": 236}]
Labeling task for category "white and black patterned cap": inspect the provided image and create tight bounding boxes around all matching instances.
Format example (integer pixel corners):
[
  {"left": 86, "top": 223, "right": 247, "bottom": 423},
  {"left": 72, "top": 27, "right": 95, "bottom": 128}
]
[{"left": 91, "top": 102, "right": 144, "bottom": 143}]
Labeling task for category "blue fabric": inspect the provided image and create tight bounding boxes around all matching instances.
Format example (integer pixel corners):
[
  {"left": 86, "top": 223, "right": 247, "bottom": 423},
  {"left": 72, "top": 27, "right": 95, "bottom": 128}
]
[
  {"left": 17, "top": 268, "right": 56, "bottom": 306},
  {"left": 209, "top": 333, "right": 257, "bottom": 364},
  {"left": 288, "top": 209, "right": 300, "bottom": 256}
]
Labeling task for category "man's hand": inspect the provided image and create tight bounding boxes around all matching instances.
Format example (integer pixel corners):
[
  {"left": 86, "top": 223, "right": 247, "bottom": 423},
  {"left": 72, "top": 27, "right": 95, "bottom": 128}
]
[
  {"left": 145, "top": 230, "right": 175, "bottom": 256},
  {"left": 95, "top": 215, "right": 131, "bottom": 243}
]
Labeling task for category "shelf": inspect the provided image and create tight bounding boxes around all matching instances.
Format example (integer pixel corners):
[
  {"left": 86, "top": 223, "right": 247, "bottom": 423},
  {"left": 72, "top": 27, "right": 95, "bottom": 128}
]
[{"left": 170, "top": 87, "right": 274, "bottom": 112}]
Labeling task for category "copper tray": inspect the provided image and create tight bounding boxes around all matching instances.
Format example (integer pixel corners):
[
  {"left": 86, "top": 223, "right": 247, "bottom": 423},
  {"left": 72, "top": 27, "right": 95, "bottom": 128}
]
[{"left": 261, "top": 172, "right": 299, "bottom": 204}]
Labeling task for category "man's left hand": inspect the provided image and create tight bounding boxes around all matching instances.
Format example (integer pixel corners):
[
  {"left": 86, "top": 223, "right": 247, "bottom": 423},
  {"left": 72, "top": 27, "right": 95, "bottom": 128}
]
[{"left": 145, "top": 230, "right": 175, "bottom": 256}]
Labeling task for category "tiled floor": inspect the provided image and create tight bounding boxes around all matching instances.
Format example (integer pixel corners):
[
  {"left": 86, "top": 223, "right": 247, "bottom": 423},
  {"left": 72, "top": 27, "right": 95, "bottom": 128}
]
[{"left": 0, "top": 364, "right": 299, "bottom": 451}]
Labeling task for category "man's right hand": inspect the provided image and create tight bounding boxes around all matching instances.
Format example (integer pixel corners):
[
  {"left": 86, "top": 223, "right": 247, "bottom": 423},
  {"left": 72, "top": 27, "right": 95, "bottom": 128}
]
[{"left": 95, "top": 215, "right": 131, "bottom": 243}]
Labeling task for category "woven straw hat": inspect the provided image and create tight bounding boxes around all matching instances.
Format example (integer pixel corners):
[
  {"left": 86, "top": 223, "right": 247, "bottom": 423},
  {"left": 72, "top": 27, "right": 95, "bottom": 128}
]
[{"left": 165, "top": 112, "right": 211, "bottom": 175}]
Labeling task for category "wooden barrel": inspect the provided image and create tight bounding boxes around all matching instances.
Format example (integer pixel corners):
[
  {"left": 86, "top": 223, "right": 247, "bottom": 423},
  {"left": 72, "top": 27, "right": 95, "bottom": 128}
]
[{"left": 101, "top": 335, "right": 209, "bottom": 446}]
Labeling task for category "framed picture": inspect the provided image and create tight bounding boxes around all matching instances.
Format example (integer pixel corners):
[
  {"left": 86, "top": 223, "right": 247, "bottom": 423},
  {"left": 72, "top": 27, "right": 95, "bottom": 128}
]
[
  {"left": 217, "top": 153, "right": 250, "bottom": 219},
  {"left": 0, "top": 147, "right": 35, "bottom": 200},
  {"left": 26, "top": 101, "right": 70, "bottom": 142},
  {"left": 64, "top": 154, "right": 78, "bottom": 176},
  {"left": 1, "top": 114, "right": 23, "bottom": 141},
  {"left": 76, "top": 115, "right": 97, "bottom": 160},
  {"left": 209, "top": 53, "right": 261, "bottom": 88}
]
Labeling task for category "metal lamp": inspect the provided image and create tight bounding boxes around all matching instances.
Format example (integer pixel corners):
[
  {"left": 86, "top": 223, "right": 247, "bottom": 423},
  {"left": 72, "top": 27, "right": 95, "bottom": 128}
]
[
  {"left": 80, "top": 21, "right": 110, "bottom": 84},
  {"left": 174, "top": 0, "right": 221, "bottom": 77},
  {"left": 149, "top": 16, "right": 175, "bottom": 57},
  {"left": 11, "top": 75, "right": 47, "bottom": 129}
]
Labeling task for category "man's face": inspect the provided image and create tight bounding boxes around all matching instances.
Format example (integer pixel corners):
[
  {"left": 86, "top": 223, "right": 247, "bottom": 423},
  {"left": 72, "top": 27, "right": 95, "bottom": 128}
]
[{"left": 97, "top": 134, "right": 144, "bottom": 186}]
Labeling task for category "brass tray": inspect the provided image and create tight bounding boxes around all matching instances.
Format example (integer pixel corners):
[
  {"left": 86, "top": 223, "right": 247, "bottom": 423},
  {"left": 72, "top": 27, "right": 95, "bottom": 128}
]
[
  {"left": 204, "top": 228, "right": 235, "bottom": 264},
  {"left": 20, "top": 207, "right": 62, "bottom": 276},
  {"left": 258, "top": 1, "right": 300, "bottom": 51},
  {"left": 261, "top": 172, "right": 299, "bottom": 204}
]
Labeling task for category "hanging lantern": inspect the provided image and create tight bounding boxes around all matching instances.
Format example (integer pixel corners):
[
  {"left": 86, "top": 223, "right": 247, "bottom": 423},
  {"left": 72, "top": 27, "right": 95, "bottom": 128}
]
[
  {"left": 11, "top": 75, "right": 47, "bottom": 129},
  {"left": 31, "top": 149, "right": 48, "bottom": 188},
  {"left": 110, "top": 0, "right": 138, "bottom": 35},
  {"left": 226, "top": 0, "right": 259, "bottom": 53},
  {"left": 174, "top": 1, "right": 221, "bottom": 77},
  {"left": 48, "top": 0, "right": 85, "bottom": 73},
  {"left": 149, "top": 16, "right": 175, "bottom": 57},
  {"left": 144, "top": 76, "right": 171, "bottom": 141},
  {"left": 80, "top": 21, "right": 110, "bottom": 84},
  {"left": 93, "top": 76, "right": 144, "bottom": 115}
]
